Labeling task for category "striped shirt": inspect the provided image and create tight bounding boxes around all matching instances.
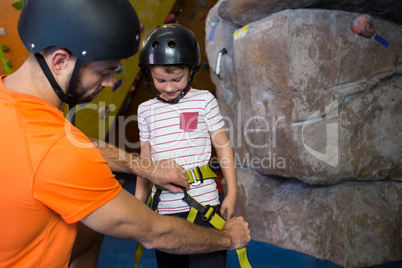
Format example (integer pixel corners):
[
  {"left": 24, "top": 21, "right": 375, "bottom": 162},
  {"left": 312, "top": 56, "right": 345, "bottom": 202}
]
[{"left": 138, "top": 88, "right": 225, "bottom": 214}]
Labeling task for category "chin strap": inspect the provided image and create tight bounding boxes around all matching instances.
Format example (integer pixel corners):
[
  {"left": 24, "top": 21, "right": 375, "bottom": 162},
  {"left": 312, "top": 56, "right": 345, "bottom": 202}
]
[
  {"left": 34, "top": 53, "right": 84, "bottom": 125},
  {"left": 140, "top": 65, "right": 199, "bottom": 104}
]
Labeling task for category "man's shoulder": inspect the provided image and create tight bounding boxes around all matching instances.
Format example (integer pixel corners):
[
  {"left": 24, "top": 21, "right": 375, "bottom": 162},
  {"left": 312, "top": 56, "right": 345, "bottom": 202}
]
[{"left": 37, "top": 122, "right": 94, "bottom": 158}]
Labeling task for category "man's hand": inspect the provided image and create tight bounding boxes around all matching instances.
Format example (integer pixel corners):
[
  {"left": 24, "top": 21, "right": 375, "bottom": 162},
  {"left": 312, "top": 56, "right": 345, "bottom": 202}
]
[
  {"left": 222, "top": 216, "right": 251, "bottom": 250},
  {"left": 137, "top": 158, "right": 190, "bottom": 192},
  {"left": 89, "top": 137, "right": 190, "bottom": 192}
]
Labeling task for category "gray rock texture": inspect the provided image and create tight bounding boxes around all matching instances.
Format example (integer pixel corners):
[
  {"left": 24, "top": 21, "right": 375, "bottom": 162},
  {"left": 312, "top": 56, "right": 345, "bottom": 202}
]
[
  {"left": 236, "top": 168, "right": 401, "bottom": 267},
  {"left": 217, "top": 0, "right": 402, "bottom": 27},
  {"left": 205, "top": 1, "right": 401, "bottom": 267}
]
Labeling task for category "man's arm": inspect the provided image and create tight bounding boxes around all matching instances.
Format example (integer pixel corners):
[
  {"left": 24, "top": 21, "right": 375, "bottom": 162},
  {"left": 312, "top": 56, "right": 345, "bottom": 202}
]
[
  {"left": 80, "top": 188, "right": 250, "bottom": 254},
  {"left": 88, "top": 137, "right": 189, "bottom": 192}
]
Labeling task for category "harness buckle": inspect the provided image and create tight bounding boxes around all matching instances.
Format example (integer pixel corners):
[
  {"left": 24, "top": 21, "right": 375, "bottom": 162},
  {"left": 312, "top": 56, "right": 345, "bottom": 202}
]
[
  {"left": 201, "top": 205, "right": 216, "bottom": 222},
  {"left": 190, "top": 168, "right": 203, "bottom": 186}
]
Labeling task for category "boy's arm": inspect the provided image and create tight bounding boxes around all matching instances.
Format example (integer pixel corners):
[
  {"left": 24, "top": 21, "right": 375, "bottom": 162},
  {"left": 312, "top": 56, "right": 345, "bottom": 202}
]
[
  {"left": 135, "top": 141, "right": 152, "bottom": 203},
  {"left": 210, "top": 126, "right": 238, "bottom": 220}
]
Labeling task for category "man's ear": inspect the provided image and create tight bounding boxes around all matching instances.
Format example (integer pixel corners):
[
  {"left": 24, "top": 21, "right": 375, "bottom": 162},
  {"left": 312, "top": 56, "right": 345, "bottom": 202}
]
[{"left": 50, "top": 49, "right": 74, "bottom": 75}]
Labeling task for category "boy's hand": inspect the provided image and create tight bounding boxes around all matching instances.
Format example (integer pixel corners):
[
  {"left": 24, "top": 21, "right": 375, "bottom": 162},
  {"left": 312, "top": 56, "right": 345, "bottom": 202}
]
[{"left": 221, "top": 194, "right": 237, "bottom": 220}]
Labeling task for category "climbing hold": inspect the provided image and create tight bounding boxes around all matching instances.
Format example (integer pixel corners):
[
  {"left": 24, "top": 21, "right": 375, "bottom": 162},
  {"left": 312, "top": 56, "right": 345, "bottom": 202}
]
[
  {"left": 114, "top": 64, "right": 123, "bottom": 74},
  {"left": 165, "top": 14, "right": 175, "bottom": 23},
  {"left": 197, "top": 1, "right": 208, "bottom": 8},
  {"left": 1, "top": 44, "right": 9, "bottom": 53},
  {"left": 0, "top": 28, "right": 6, "bottom": 36},
  {"left": 0, "top": 50, "right": 13, "bottom": 74},
  {"left": 208, "top": 16, "right": 219, "bottom": 28},
  {"left": 189, "top": 9, "right": 196, "bottom": 18},
  {"left": 112, "top": 79, "right": 122, "bottom": 91},
  {"left": 98, "top": 106, "right": 107, "bottom": 116},
  {"left": 100, "top": 107, "right": 111, "bottom": 120},
  {"left": 11, "top": 0, "right": 23, "bottom": 10},
  {"left": 351, "top": 14, "right": 390, "bottom": 48},
  {"left": 351, "top": 14, "right": 375, "bottom": 38},
  {"left": 7, "top": 59, "right": 12, "bottom": 68}
]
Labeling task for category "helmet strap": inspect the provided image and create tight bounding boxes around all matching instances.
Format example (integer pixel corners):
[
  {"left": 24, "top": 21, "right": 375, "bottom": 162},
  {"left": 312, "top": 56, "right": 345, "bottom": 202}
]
[
  {"left": 139, "top": 65, "right": 156, "bottom": 99},
  {"left": 141, "top": 65, "right": 197, "bottom": 105},
  {"left": 34, "top": 53, "right": 70, "bottom": 103},
  {"left": 67, "top": 59, "right": 84, "bottom": 125},
  {"left": 34, "top": 53, "right": 84, "bottom": 125}
]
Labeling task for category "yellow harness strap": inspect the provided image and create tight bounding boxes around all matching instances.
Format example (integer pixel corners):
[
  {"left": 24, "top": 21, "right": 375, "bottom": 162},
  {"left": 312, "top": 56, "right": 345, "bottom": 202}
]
[
  {"left": 187, "top": 206, "right": 198, "bottom": 223},
  {"left": 153, "top": 163, "right": 218, "bottom": 192},
  {"left": 237, "top": 247, "right": 251, "bottom": 268},
  {"left": 135, "top": 164, "right": 252, "bottom": 268},
  {"left": 186, "top": 163, "right": 218, "bottom": 184},
  {"left": 134, "top": 194, "right": 153, "bottom": 268},
  {"left": 183, "top": 189, "right": 252, "bottom": 268},
  {"left": 134, "top": 244, "right": 144, "bottom": 268}
]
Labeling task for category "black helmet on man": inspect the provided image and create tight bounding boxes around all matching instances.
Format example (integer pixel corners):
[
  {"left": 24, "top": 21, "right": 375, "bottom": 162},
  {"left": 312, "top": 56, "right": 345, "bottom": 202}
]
[
  {"left": 17, "top": 0, "right": 141, "bottom": 123},
  {"left": 18, "top": 0, "right": 141, "bottom": 61},
  {"left": 138, "top": 24, "right": 201, "bottom": 104}
]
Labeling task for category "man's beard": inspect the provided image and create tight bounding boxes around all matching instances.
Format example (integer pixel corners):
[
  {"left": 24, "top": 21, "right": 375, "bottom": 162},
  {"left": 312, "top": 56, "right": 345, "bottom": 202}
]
[
  {"left": 66, "top": 74, "right": 103, "bottom": 104},
  {"left": 74, "top": 85, "right": 103, "bottom": 104}
]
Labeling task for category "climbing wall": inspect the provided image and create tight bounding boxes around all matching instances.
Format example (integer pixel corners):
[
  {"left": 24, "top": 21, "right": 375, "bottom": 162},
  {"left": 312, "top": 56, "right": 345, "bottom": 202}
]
[
  {"left": 0, "top": 0, "right": 27, "bottom": 75},
  {"left": 73, "top": 0, "right": 177, "bottom": 140},
  {"left": 109, "top": 0, "right": 219, "bottom": 154},
  {"left": 1, "top": 0, "right": 218, "bottom": 142},
  {"left": 0, "top": 0, "right": 176, "bottom": 140}
]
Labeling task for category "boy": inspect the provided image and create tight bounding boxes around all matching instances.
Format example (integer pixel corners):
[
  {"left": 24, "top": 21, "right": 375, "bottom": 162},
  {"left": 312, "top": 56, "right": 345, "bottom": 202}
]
[{"left": 135, "top": 24, "right": 238, "bottom": 268}]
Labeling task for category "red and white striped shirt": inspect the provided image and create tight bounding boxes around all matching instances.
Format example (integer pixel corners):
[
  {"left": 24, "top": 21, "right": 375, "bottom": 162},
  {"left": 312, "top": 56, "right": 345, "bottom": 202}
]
[{"left": 138, "top": 88, "right": 225, "bottom": 214}]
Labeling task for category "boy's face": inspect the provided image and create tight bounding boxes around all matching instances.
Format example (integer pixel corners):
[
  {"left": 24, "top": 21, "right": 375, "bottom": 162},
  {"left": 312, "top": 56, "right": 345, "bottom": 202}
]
[{"left": 149, "top": 65, "right": 191, "bottom": 101}]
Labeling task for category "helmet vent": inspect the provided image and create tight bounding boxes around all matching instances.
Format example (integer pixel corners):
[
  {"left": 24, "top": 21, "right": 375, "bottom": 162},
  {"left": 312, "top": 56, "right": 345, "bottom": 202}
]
[
  {"left": 152, "top": 41, "right": 160, "bottom": 49},
  {"left": 168, "top": 41, "right": 176, "bottom": 48}
]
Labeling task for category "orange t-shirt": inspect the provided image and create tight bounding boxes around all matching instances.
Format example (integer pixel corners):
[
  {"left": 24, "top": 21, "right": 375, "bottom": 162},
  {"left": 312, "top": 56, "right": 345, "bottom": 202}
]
[{"left": 0, "top": 75, "right": 121, "bottom": 267}]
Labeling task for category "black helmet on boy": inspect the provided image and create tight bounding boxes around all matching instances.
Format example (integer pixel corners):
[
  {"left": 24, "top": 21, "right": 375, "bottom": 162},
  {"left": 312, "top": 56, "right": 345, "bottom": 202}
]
[
  {"left": 18, "top": 0, "right": 141, "bottom": 122},
  {"left": 138, "top": 23, "right": 201, "bottom": 104}
]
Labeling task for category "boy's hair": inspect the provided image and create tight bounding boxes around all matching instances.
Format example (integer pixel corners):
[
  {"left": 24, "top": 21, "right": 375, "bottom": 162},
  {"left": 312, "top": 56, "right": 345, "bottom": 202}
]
[{"left": 149, "top": 64, "right": 192, "bottom": 74}]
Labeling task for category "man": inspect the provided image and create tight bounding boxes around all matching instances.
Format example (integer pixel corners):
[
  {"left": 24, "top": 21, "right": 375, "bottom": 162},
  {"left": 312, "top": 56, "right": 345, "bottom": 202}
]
[{"left": 0, "top": 0, "right": 250, "bottom": 267}]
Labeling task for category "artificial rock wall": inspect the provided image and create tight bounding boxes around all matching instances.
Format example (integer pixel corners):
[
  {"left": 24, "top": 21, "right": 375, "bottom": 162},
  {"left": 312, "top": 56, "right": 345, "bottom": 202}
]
[{"left": 205, "top": 1, "right": 401, "bottom": 267}]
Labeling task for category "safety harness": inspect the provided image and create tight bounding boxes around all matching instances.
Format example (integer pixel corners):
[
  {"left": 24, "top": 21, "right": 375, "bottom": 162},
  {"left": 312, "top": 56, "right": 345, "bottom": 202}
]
[{"left": 134, "top": 163, "right": 252, "bottom": 268}]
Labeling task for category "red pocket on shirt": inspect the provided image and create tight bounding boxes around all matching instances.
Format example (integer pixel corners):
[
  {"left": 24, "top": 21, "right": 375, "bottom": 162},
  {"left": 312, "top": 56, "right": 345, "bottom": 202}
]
[{"left": 180, "top": 112, "right": 199, "bottom": 132}]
